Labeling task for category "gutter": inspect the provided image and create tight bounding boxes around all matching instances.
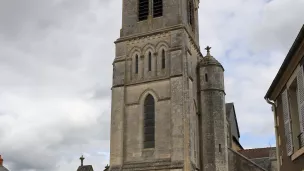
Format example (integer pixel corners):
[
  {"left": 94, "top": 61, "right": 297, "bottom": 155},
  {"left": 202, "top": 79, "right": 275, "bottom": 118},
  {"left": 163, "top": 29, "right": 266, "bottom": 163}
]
[{"left": 265, "top": 98, "right": 280, "bottom": 171}]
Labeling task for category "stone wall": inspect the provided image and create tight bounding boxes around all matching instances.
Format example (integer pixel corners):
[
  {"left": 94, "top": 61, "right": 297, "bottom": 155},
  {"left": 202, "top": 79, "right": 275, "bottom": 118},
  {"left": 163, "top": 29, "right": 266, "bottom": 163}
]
[{"left": 228, "top": 148, "right": 267, "bottom": 171}]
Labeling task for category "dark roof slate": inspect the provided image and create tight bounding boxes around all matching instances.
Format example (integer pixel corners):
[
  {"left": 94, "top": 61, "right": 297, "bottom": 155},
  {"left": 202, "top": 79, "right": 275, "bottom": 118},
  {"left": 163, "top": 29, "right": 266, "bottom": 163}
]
[
  {"left": 77, "top": 165, "right": 94, "bottom": 171},
  {"left": 226, "top": 103, "right": 240, "bottom": 138},
  {"left": 225, "top": 103, "right": 234, "bottom": 118}
]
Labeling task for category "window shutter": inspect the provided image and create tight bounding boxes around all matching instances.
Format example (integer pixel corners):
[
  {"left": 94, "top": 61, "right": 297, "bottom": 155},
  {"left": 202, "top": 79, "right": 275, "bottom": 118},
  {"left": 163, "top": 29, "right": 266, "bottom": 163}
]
[
  {"left": 282, "top": 89, "right": 293, "bottom": 156},
  {"left": 297, "top": 66, "right": 304, "bottom": 145}
]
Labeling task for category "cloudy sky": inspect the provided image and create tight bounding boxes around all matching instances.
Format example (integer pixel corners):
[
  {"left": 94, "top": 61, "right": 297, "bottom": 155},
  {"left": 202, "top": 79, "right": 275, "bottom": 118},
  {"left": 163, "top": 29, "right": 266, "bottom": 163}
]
[{"left": 0, "top": 0, "right": 303, "bottom": 170}]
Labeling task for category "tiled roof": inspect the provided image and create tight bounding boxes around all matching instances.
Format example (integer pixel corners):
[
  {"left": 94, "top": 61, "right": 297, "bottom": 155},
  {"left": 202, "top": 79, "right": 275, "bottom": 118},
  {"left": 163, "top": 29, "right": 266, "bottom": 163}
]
[
  {"left": 238, "top": 147, "right": 275, "bottom": 159},
  {"left": 77, "top": 165, "right": 94, "bottom": 171}
]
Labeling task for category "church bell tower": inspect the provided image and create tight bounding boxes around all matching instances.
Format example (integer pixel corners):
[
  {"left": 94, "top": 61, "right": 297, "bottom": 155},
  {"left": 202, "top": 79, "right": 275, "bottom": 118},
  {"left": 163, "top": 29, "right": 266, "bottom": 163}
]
[{"left": 109, "top": 0, "right": 227, "bottom": 171}]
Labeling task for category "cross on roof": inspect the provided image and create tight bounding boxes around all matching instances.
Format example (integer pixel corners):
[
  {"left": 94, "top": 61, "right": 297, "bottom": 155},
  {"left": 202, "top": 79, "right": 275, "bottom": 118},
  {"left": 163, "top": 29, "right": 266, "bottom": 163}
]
[
  {"left": 205, "top": 46, "right": 211, "bottom": 53},
  {"left": 80, "top": 155, "right": 85, "bottom": 166},
  {"left": 205, "top": 46, "right": 212, "bottom": 56}
]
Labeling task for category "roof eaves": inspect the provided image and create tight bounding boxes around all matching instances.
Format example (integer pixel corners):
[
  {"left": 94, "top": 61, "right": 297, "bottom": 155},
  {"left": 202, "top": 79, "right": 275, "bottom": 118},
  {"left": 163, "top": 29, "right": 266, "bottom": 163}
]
[{"left": 265, "top": 24, "right": 304, "bottom": 100}]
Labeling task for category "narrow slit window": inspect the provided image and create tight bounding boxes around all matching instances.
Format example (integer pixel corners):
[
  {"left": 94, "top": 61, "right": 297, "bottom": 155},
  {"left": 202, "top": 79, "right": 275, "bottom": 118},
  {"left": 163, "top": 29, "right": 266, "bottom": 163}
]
[
  {"left": 135, "top": 55, "right": 139, "bottom": 74},
  {"left": 144, "top": 94, "right": 155, "bottom": 148},
  {"left": 138, "top": 0, "right": 149, "bottom": 21},
  {"left": 153, "top": 0, "right": 163, "bottom": 18},
  {"left": 161, "top": 50, "right": 166, "bottom": 69},
  {"left": 205, "top": 73, "right": 208, "bottom": 82},
  {"left": 148, "top": 52, "right": 152, "bottom": 71},
  {"left": 219, "top": 144, "right": 222, "bottom": 152}
]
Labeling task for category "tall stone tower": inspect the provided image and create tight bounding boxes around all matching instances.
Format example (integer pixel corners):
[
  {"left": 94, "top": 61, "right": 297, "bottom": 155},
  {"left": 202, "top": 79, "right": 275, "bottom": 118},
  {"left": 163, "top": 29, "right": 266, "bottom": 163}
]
[
  {"left": 198, "top": 48, "right": 228, "bottom": 171},
  {"left": 109, "top": 0, "right": 228, "bottom": 171}
]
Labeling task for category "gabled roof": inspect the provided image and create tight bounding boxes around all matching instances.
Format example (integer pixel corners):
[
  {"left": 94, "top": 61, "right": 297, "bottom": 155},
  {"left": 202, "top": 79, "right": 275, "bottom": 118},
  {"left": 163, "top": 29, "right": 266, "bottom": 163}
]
[
  {"left": 77, "top": 165, "right": 94, "bottom": 171},
  {"left": 238, "top": 147, "right": 275, "bottom": 159},
  {"left": 226, "top": 103, "right": 240, "bottom": 138},
  {"left": 265, "top": 24, "right": 304, "bottom": 99}
]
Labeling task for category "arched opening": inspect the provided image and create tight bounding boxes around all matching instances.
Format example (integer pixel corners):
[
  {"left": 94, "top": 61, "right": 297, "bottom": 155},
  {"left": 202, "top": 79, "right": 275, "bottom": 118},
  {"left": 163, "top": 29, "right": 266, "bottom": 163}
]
[
  {"left": 135, "top": 55, "right": 139, "bottom": 74},
  {"left": 148, "top": 52, "right": 152, "bottom": 71},
  {"left": 161, "top": 49, "right": 166, "bottom": 69},
  {"left": 144, "top": 94, "right": 155, "bottom": 148}
]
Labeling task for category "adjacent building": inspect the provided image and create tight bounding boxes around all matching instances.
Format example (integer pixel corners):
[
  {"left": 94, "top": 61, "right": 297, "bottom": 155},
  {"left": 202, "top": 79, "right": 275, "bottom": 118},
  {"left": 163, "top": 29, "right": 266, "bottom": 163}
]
[
  {"left": 265, "top": 25, "right": 304, "bottom": 171},
  {"left": 239, "top": 147, "right": 277, "bottom": 171}
]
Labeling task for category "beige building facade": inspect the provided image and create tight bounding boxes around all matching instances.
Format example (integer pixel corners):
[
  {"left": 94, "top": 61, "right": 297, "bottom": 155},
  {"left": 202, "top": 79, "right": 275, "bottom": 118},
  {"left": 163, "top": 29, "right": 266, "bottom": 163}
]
[{"left": 265, "top": 25, "right": 304, "bottom": 171}]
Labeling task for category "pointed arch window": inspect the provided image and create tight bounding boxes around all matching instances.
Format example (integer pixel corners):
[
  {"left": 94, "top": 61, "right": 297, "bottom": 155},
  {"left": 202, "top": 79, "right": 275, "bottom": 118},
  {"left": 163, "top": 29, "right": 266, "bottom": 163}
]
[
  {"left": 135, "top": 55, "right": 139, "bottom": 74},
  {"left": 138, "top": 0, "right": 149, "bottom": 21},
  {"left": 161, "top": 49, "right": 166, "bottom": 69},
  {"left": 153, "top": 0, "right": 163, "bottom": 18},
  {"left": 148, "top": 52, "right": 152, "bottom": 71},
  {"left": 144, "top": 94, "right": 155, "bottom": 148}
]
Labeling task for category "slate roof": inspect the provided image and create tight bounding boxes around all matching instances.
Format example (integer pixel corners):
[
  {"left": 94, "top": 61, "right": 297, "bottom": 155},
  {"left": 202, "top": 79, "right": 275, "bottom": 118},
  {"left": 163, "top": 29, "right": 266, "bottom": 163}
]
[
  {"left": 238, "top": 147, "right": 275, "bottom": 159},
  {"left": 77, "top": 165, "right": 94, "bottom": 171},
  {"left": 226, "top": 103, "right": 240, "bottom": 138}
]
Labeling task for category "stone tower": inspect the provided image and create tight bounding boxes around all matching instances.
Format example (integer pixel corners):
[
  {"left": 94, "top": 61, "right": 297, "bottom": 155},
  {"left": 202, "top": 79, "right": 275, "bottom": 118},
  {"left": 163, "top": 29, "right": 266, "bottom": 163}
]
[
  {"left": 198, "top": 48, "right": 228, "bottom": 171},
  {"left": 109, "top": 0, "right": 228, "bottom": 171}
]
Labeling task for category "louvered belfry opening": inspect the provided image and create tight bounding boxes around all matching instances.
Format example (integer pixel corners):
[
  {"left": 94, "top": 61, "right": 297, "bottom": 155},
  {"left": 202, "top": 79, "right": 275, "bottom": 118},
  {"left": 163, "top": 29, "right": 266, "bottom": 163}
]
[
  {"left": 144, "top": 94, "right": 155, "bottom": 148},
  {"left": 188, "top": 0, "right": 194, "bottom": 29},
  {"left": 153, "top": 0, "right": 163, "bottom": 18},
  {"left": 138, "top": 0, "right": 149, "bottom": 21}
]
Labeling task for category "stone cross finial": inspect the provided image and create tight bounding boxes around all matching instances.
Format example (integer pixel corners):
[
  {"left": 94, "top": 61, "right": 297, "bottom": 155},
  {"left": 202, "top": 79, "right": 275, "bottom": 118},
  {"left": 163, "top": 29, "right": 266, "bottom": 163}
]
[
  {"left": 80, "top": 155, "right": 85, "bottom": 166},
  {"left": 205, "top": 46, "right": 212, "bottom": 56},
  {"left": 104, "top": 164, "right": 110, "bottom": 171}
]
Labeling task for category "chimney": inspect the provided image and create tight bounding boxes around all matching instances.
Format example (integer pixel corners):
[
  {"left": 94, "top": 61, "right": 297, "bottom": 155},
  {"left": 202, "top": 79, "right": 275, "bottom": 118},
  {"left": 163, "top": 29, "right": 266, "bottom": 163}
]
[{"left": 0, "top": 155, "right": 3, "bottom": 166}]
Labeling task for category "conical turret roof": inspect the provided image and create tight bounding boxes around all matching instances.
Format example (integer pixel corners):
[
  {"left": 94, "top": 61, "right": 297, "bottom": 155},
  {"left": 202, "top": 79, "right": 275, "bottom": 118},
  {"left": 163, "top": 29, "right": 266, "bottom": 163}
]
[{"left": 199, "top": 46, "right": 223, "bottom": 68}]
